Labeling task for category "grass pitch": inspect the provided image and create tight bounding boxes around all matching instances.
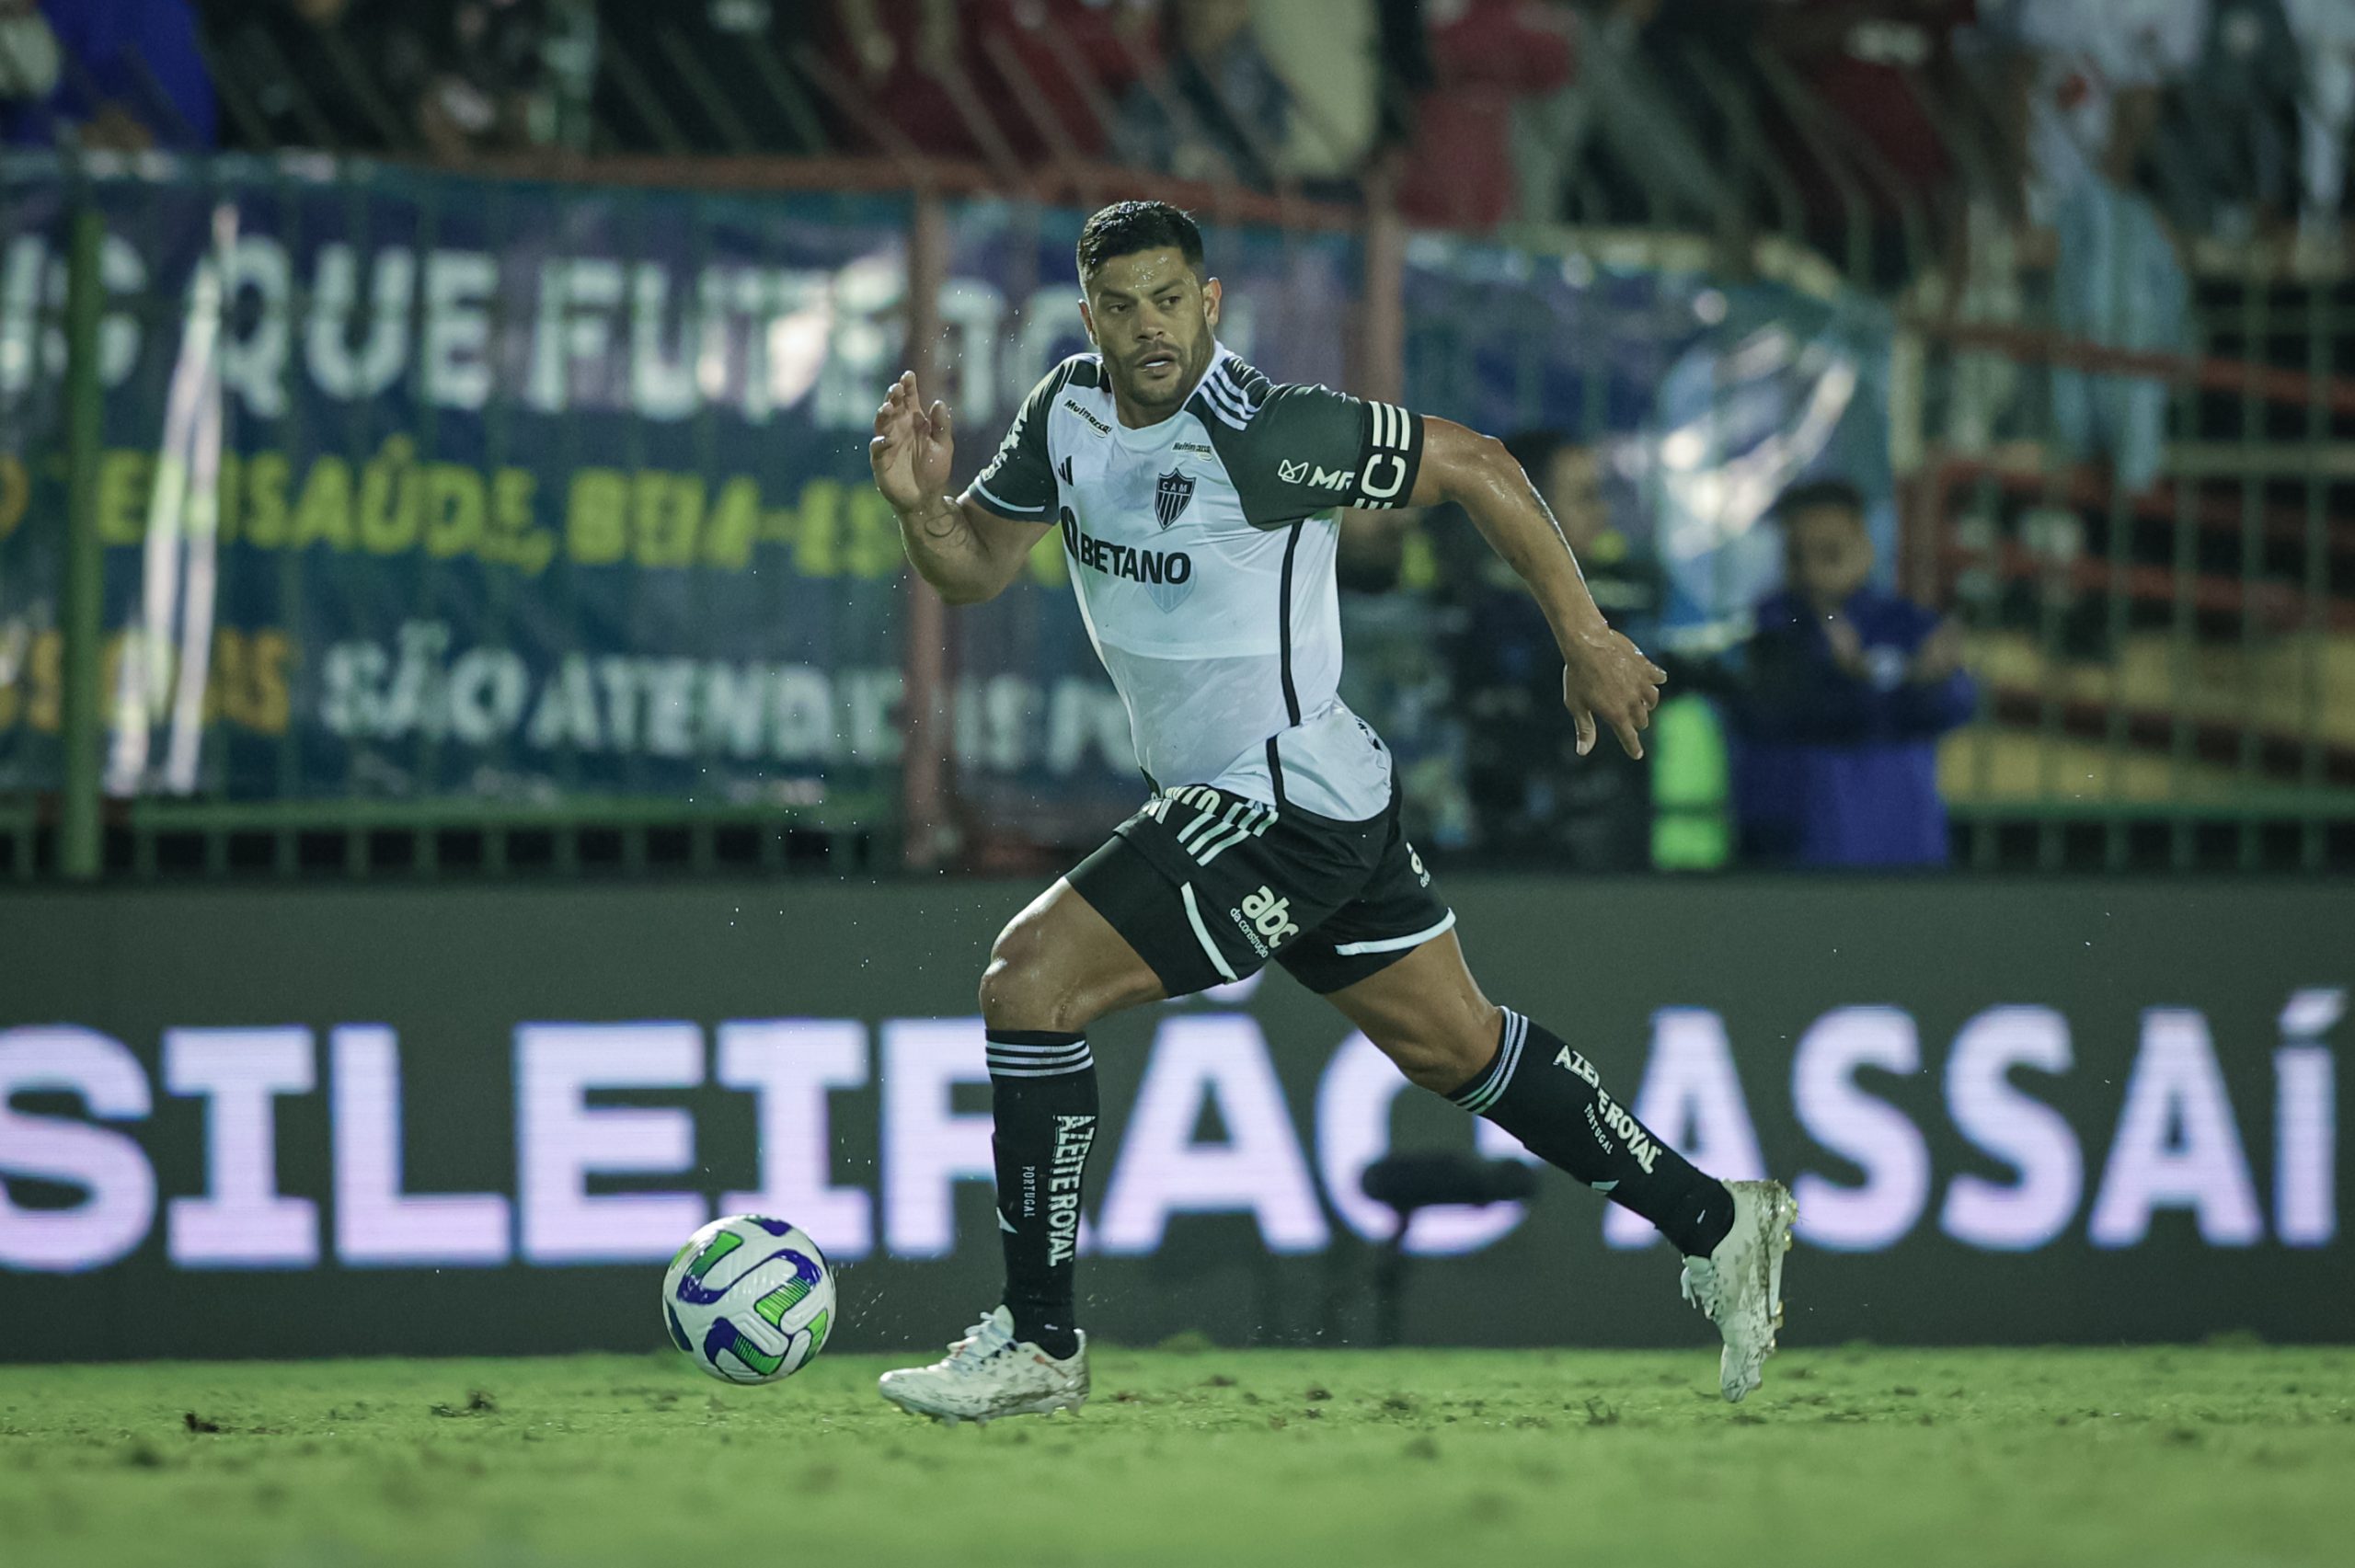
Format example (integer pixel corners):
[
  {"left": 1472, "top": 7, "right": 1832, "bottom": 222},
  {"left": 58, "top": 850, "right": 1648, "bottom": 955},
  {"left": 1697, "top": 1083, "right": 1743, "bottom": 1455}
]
[{"left": 3, "top": 1345, "right": 2349, "bottom": 1568}]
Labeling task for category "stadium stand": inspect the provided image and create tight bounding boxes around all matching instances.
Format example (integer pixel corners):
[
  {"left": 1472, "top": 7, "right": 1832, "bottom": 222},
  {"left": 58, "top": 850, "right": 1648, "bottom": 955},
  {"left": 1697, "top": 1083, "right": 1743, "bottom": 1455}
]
[{"left": 0, "top": 0, "right": 2349, "bottom": 878}]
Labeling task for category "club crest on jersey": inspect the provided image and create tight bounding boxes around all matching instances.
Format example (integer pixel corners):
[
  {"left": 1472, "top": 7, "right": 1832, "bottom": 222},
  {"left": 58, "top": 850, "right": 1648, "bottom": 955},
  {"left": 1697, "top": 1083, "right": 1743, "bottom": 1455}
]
[{"left": 1155, "top": 469, "right": 1195, "bottom": 529}]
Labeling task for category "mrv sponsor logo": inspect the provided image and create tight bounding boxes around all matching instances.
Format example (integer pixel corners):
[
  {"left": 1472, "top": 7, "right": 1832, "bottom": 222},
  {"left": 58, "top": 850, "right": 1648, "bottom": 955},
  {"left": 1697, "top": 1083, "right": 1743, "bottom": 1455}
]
[{"left": 1277, "top": 459, "right": 1350, "bottom": 490}]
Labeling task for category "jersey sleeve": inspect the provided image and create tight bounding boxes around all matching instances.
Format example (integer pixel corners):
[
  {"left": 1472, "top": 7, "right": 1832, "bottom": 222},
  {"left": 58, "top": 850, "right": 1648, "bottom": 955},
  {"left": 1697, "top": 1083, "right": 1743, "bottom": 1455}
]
[
  {"left": 1233, "top": 383, "right": 1425, "bottom": 527},
  {"left": 968, "top": 363, "right": 1067, "bottom": 521}
]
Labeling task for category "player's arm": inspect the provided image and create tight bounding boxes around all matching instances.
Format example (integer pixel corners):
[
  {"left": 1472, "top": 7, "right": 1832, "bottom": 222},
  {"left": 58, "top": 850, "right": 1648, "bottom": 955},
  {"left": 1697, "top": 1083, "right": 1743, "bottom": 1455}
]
[
  {"left": 870, "top": 371, "right": 1051, "bottom": 606},
  {"left": 1409, "top": 417, "right": 1665, "bottom": 760}
]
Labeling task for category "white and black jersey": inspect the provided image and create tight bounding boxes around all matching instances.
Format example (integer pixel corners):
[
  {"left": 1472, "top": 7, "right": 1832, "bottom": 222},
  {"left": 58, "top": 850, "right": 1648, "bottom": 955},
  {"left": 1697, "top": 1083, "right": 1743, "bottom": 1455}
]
[{"left": 971, "top": 345, "right": 1425, "bottom": 822}]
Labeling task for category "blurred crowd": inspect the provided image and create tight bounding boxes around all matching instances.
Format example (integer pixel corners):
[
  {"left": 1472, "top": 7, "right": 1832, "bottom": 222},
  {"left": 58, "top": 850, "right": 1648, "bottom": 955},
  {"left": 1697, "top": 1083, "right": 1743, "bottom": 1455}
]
[
  {"left": 7, "top": 2, "right": 2346, "bottom": 489},
  {"left": 0, "top": 4, "right": 2345, "bottom": 244},
  {"left": 6, "top": 1, "right": 2347, "bottom": 871}
]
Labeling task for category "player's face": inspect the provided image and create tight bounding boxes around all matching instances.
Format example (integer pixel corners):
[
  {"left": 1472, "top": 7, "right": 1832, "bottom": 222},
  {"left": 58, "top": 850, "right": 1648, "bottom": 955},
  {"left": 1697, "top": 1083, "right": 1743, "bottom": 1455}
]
[
  {"left": 1783, "top": 506, "right": 1873, "bottom": 612},
  {"left": 1080, "top": 248, "right": 1222, "bottom": 421}
]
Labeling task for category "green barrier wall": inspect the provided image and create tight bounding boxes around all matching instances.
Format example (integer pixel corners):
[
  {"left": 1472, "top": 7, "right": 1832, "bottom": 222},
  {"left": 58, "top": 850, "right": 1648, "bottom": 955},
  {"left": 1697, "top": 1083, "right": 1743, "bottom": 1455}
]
[{"left": 0, "top": 877, "right": 2346, "bottom": 1359}]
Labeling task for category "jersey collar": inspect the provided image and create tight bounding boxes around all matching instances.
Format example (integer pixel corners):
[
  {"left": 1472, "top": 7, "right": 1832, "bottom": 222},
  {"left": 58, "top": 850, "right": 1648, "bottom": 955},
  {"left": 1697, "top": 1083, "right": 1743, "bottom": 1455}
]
[
  {"left": 1176, "top": 342, "right": 1240, "bottom": 408},
  {"left": 1102, "top": 341, "right": 1231, "bottom": 449}
]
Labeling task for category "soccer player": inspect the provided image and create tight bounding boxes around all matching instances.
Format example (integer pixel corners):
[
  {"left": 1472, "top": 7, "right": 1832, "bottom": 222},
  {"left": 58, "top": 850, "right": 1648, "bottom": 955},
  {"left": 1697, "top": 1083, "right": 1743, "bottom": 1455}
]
[{"left": 867, "top": 200, "right": 1794, "bottom": 1422}]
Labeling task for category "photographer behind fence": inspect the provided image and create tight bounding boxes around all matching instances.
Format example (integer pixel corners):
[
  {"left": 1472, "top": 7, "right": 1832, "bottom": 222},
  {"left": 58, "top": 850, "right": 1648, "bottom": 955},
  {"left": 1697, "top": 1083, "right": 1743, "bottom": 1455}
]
[
  {"left": 1434, "top": 430, "right": 1666, "bottom": 870},
  {"left": 1728, "top": 478, "right": 1975, "bottom": 870}
]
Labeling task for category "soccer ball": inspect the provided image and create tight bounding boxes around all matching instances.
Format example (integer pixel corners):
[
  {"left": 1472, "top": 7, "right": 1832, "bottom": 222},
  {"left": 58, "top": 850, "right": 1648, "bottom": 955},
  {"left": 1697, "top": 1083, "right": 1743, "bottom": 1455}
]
[{"left": 661, "top": 1215, "right": 836, "bottom": 1384}]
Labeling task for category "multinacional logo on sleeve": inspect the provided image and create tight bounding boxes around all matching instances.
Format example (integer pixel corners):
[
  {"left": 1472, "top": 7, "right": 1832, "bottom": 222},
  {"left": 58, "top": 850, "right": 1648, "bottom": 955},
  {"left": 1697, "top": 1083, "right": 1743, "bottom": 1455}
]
[{"left": 1154, "top": 469, "right": 1196, "bottom": 529}]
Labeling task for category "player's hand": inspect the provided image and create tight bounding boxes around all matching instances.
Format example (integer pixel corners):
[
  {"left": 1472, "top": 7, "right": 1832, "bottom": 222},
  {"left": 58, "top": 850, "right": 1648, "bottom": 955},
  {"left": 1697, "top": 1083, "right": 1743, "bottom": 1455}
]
[
  {"left": 1561, "top": 630, "right": 1667, "bottom": 761},
  {"left": 870, "top": 371, "right": 955, "bottom": 516}
]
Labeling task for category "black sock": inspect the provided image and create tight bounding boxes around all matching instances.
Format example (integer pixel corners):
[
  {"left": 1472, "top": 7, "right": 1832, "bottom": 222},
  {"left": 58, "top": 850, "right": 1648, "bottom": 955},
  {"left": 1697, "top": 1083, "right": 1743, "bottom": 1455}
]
[
  {"left": 1447, "top": 1008, "right": 1734, "bottom": 1257},
  {"left": 986, "top": 1028, "right": 1097, "bottom": 1359}
]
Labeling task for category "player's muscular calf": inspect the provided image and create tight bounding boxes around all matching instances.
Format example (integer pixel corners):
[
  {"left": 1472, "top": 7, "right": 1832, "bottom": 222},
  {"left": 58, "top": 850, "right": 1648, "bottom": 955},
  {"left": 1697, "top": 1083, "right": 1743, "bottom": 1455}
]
[
  {"left": 979, "top": 878, "right": 1166, "bottom": 1033},
  {"left": 1334, "top": 927, "right": 1759, "bottom": 1282},
  {"left": 1326, "top": 933, "right": 1503, "bottom": 1093}
]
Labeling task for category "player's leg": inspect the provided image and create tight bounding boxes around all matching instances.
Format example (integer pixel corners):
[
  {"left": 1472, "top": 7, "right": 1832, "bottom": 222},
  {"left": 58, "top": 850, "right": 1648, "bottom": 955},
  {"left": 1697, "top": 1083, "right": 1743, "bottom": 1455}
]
[
  {"left": 969, "top": 784, "right": 1369, "bottom": 1349},
  {"left": 1318, "top": 930, "right": 1796, "bottom": 1402},
  {"left": 974, "top": 876, "right": 1162, "bottom": 1360},
  {"left": 879, "top": 875, "right": 1161, "bottom": 1423},
  {"left": 883, "top": 780, "right": 1417, "bottom": 1423},
  {"left": 1281, "top": 799, "right": 1797, "bottom": 1402},
  {"left": 1321, "top": 931, "right": 1739, "bottom": 1254}
]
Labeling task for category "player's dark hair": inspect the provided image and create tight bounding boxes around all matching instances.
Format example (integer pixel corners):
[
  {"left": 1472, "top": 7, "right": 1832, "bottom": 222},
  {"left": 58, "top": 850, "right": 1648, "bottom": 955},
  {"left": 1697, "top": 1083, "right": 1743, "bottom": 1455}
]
[
  {"left": 1772, "top": 476, "right": 1867, "bottom": 524},
  {"left": 1076, "top": 200, "right": 1206, "bottom": 283}
]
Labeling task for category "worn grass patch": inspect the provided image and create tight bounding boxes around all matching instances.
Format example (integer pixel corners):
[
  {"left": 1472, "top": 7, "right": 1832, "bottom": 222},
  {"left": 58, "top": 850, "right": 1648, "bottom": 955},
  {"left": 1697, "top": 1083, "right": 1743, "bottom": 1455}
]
[{"left": 2, "top": 1345, "right": 2349, "bottom": 1567}]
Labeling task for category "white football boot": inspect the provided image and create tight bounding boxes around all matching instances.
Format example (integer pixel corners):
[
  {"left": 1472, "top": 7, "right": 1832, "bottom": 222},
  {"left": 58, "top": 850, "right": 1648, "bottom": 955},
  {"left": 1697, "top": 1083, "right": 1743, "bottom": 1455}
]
[
  {"left": 1679, "top": 1179, "right": 1798, "bottom": 1404},
  {"left": 877, "top": 1307, "right": 1089, "bottom": 1425}
]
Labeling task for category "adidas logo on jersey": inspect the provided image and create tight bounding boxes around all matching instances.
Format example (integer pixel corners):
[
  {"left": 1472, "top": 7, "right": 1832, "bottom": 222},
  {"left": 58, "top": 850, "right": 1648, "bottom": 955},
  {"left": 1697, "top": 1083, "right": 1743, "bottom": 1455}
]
[{"left": 1233, "top": 886, "right": 1300, "bottom": 956}]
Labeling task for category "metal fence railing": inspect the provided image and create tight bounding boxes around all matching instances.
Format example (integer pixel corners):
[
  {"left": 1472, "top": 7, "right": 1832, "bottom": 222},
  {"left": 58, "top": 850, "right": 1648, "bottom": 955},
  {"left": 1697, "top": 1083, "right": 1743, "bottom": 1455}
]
[
  {"left": 1896, "top": 250, "right": 2355, "bottom": 873},
  {"left": 1, "top": 150, "right": 1365, "bottom": 884},
  {"left": 5, "top": 8, "right": 2353, "bottom": 879}
]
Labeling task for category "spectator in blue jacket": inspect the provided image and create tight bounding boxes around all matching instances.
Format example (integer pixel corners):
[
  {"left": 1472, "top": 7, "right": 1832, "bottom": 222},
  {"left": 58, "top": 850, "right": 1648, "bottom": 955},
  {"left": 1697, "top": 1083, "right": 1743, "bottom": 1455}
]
[
  {"left": 1729, "top": 479, "right": 1975, "bottom": 869},
  {"left": 2, "top": 0, "right": 215, "bottom": 150}
]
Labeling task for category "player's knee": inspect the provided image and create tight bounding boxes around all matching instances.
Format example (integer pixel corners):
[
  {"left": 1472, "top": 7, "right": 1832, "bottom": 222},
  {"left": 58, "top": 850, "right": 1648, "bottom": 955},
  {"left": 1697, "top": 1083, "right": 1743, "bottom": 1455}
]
[
  {"left": 979, "top": 927, "right": 1086, "bottom": 1034},
  {"left": 1377, "top": 1003, "right": 1502, "bottom": 1094},
  {"left": 976, "top": 953, "right": 1049, "bottom": 1031},
  {"left": 1390, "top": 1049, "right": 1459, "bottom": 1094}
]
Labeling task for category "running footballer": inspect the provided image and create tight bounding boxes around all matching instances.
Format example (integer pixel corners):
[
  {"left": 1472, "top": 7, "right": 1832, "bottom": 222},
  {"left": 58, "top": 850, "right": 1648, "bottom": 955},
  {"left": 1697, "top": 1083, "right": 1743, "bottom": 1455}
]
[{"left": 867, "top": 201, "right": 1796, "bottom": 1421}]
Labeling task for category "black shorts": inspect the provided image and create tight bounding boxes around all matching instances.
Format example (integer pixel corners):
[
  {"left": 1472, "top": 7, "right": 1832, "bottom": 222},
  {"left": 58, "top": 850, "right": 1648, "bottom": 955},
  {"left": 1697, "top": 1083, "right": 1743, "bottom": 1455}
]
[{"left": 1067, "top": 783, "right": 1454, "bottom": 997}]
